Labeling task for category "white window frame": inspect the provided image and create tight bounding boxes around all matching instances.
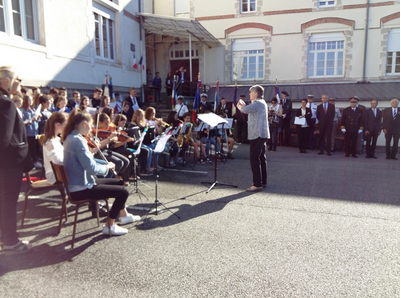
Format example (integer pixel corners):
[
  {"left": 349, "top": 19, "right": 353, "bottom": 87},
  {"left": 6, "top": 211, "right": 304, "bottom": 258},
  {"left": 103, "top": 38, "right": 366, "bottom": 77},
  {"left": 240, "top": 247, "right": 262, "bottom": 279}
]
[
  {"left": 232, "top": 38, "right": 264, "bottom": 81},
  {"left": 318, "top": 1, "right": 336, "bottom": 7},
  {"left": 93, "top": 3, "right": 116, "bottom": 61},
  {"left": 386, "top": 29, "right": 400, "bottom": 75},
  {"left": 0, "top": 0, "right": 38, "bottom": 42},
  {"left": 240, "top": 0, "right": 256, "bottom": 13},
  {"left": 307, "top": 33, "right": 345, "bottom": 78},
  {"left": 174, "top": 0, "right": 190, "bottom": 18}
]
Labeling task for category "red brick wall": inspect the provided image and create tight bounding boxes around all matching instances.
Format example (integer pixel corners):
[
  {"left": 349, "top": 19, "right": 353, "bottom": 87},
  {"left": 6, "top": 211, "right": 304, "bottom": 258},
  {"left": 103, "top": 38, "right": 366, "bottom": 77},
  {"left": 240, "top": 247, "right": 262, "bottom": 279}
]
[
  {"left": 301, "top": 18, "right": 355, "bottom": 31},
  {"left": 225, "top": 23, "right": 272, "bottom": 37}
]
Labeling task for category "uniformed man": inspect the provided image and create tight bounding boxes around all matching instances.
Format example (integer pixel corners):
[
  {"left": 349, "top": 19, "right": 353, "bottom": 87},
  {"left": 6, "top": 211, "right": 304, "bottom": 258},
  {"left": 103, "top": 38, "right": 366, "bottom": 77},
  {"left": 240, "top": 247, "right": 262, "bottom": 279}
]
[
  {"left": 216, "top": 97, "right": 232, "bottom": 117},
  {"left": 199, "top": 93, "right": 211, "bottom": 114},
  {"left": 341, "top": 97, "right": 364, "bottom": 158}
]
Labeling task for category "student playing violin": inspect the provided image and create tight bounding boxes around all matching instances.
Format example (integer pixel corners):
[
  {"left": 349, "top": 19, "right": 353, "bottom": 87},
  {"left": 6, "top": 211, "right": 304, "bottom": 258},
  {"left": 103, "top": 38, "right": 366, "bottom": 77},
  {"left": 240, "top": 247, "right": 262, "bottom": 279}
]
[
  {"left": 62, "top": 109, "right": 140, "bottom": 236},
  {"left": 94, "top": 113, "right": 132, "bottom": 185}
]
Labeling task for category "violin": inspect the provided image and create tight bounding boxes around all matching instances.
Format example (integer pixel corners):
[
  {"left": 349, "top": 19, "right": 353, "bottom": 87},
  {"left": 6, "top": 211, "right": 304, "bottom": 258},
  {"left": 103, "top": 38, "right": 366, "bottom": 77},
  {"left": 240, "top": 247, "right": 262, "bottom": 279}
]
[
  {"left": 92, "top": 127, "right": 133, "bottom": 142},
  {"left": 84, "top": 136, "right": 96, "bottom": 148}
]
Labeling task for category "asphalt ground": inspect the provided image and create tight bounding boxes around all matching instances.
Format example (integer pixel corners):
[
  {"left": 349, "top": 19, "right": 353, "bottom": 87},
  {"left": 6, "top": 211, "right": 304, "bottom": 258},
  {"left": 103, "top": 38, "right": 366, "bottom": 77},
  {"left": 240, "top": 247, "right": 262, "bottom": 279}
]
[{"left": 0, "top": 143, "right": 399, "bottom": 298}]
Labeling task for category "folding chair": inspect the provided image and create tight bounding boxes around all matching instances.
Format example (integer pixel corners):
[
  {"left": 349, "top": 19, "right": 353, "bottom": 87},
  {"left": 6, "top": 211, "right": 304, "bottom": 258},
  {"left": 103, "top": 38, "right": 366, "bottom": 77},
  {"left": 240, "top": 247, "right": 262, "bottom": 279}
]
[
  {"left": 51, "top": 162, "right": 111, "bottom": 249},
  {"left": 20, "top": 171, "right": 64, "bottom": 228}
]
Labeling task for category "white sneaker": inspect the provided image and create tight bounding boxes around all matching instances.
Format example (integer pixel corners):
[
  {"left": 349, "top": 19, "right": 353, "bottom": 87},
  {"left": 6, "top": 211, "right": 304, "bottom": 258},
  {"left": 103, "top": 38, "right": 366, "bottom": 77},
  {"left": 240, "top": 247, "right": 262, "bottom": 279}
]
[
  {"left": 103, "top": 224, "right": 128, "bottom": 236},
  {"left": 120, "top": 213, "right": 141, "bottom": 225}
]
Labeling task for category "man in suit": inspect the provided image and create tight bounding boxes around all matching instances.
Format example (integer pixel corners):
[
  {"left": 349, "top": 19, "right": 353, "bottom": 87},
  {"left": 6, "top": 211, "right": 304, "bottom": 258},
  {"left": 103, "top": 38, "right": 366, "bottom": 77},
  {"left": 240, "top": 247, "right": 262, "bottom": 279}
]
[
  {"left": 316, "top": 94, "right": 335, "bottom": 156},
  {"left": 355, "top": 97, "right": 367, "bottom": 154},
  {"left": 364, "top": 100, "right": 382, "bottom": 159},
  {"left": 124, "top": 87, "right": 140, "bottom": 122},
  {"left": 281, "top": 91, "right": 292, "bottom": 146},
  {"left": 199, "top": 93, "right": 211, "bottom": 114},
  {"left": 382, "top": 99, "right": 400, "bottom": 160},
  {"left": 216, "top": 97, "right": 232, "bottom": 118},
  {"left": 0, "top": 66, "right": 32, "bottom": 253},
  {"left": 341, "top": 97, "right": 364, "bottom": 158}
]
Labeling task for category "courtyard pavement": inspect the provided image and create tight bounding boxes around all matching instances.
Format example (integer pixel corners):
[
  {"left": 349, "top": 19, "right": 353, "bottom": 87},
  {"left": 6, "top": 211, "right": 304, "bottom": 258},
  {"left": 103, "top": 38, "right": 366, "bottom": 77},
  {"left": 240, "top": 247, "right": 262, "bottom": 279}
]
[{"left": 0, "top": 143, "right": 399, "bottom": 298}]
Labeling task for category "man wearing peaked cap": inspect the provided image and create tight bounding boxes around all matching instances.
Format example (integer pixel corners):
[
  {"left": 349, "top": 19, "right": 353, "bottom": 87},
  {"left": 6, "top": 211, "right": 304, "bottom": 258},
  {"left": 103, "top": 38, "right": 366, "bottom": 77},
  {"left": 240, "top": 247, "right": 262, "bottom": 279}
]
[
  {"left": 174, "top": 95, "right": 188, "bottom": 120},
  {"left": 341, "top": 97, "right": 364, "bottom": 158},
  {"left": 199, "top": 93, "right": 211, "bottom": 114}
]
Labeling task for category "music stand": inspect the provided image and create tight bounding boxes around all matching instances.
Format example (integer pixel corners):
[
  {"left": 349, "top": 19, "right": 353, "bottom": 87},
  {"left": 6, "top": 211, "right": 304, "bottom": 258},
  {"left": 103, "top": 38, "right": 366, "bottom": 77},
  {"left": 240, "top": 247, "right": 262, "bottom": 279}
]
[
  {"left": 126, "top": 127, "right": 153, "bottom": 194},
  {"left": 145, "top": 175, "right": 180, "bottom": 218},
  {"left": 198, "top": 113, "right": 238, "bottom": 193}
]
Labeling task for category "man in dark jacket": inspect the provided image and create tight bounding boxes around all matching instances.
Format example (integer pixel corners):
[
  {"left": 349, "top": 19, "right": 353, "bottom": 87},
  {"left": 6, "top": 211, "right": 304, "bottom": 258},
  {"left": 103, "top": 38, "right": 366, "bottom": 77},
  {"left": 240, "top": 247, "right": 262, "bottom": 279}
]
[
  {"left": 0, "top": 66, "right": 32, "bottom": 253},
  {"left": 364, "top": 100, "right": 382, "bottom": 159},
  {"left": 341, "top": 97, "right": 364, "bottom": 158},
  {"left": 382, "top": 99, "right": 400, "bottom": 160},
  {"left": 281, "top": 91, "right": 292, "bottom": 146},
  {"left": 316, "top": 94, "right": 335, "bottom": 156}
]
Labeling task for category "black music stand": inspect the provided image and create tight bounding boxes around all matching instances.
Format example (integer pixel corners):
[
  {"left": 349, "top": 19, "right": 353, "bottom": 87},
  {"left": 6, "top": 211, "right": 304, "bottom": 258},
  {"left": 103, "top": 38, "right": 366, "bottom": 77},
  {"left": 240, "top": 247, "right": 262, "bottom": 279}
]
[
  {"left": 145, "top": 175, "right": 180, "bottom": 218},
  {"left": 126, "top": 126, "right": 153, "bottom": 194},
  {"left": 198, "top": 113, "right": 238, "bottom": 193}
]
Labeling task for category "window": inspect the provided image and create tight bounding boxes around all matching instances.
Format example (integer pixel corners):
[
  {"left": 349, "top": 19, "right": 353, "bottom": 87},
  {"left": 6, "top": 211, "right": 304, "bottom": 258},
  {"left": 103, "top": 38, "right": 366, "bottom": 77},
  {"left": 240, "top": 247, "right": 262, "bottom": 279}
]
[
  {"left": 307, "top": 33, "right": 344, "bottom": 77},
  {"left": 170, "top": 43, "right": 198, "bottom": 60},
  {"left": 93, "top": 3, "right": 115, "bottom": 60},
  {"left": 0, "top": 0, "right": 37, "bottom": 41},
  {"left": 318, "top": 1, "right": 335, "bottom": 7},
  {"left": 232, "top": 38, "right": 264, "bottom": 80},
  {"left": 175, "top": 0, "right": 189, "bottom": 18},
  {"left": 386, "top": 29, "right": 400, "bottom": 74},
  {"left": 241, "top": 0, "right": 256, "bottom": 13}
]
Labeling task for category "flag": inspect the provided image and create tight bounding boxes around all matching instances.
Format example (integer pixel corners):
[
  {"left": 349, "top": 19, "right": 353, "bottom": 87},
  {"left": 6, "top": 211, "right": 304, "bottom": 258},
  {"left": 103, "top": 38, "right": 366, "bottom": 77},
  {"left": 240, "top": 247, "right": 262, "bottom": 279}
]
[
  {"left": 103, "top": 75, "right": 109, "bottom": 97},
  {"left": 192, "top": 77, "right": 201, "bottom": 123},
  {"left": 213, "top": 80, "right": 219, "bottom": 113},
  {"left": 171, "top": 77, "right": 177, "bottom": 109},
  {"left": 138, "top": 56, "right": 144, "bottom": 70},
  {"left": 133, "top": 53, "right": 137, "bottom": 69},
  {"left": 231, "top": 84, "right": 238, "bottom": 118},
  {"left": 275, "top": 77, "right": 281, "bottom": 104},
  {"left": 109, "top": 76, "right": 114, "bottom": 101}
]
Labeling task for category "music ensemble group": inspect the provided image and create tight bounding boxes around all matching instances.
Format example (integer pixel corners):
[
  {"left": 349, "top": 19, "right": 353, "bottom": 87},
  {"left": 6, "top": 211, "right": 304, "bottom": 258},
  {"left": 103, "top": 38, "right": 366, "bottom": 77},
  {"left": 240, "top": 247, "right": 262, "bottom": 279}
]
[{"left": 1, "top": 65, "right": 399, "bottom": 253}]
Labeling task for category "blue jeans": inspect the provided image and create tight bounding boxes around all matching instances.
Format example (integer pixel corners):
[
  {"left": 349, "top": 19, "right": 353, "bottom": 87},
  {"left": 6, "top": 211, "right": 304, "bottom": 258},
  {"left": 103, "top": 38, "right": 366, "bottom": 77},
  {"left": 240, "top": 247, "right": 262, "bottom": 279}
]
[{"left": 201, "top": 136, "right": 220, "bottom": 156}]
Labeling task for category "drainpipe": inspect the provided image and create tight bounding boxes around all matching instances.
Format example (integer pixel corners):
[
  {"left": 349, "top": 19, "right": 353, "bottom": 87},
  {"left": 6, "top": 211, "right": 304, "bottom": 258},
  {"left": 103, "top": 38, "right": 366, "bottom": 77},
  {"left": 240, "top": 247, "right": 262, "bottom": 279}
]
[{"left": 362, "top": 0, "right": 370, "bottom": 82}]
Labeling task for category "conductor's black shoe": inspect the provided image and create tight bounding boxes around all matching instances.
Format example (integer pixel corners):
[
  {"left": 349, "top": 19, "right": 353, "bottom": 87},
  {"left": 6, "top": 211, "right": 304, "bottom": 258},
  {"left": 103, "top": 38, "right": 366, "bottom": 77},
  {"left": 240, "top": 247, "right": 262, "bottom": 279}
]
[
  {"left": 227, "top": 153, "right": 234, "bottom": 159},
  {"left": 318, "top": 151, "right": 324, "bottom": 155},
  {"left": 352, "top": 154, "right": 358, "bottom": 158}
]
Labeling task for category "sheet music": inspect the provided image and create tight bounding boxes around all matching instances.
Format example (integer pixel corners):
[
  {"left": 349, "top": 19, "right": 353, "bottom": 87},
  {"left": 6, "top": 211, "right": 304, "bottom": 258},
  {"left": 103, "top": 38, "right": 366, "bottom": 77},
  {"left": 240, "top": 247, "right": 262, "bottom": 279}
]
[
  {"left": 34, "top": 104, "right": 42, "bottom": 118},
  {"left": 216, "top": 118, "right": 233, "bottom": 129},
  {"left": 154, "top": 134, "right": 171, "bottom": 153},
  {"left": 197, "top": 112, "right": 228, "bottom": 128}
]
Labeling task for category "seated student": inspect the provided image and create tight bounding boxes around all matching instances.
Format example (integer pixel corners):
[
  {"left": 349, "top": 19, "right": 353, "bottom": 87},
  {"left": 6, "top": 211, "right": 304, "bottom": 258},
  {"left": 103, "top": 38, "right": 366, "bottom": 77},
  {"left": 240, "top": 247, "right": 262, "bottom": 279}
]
[
  {"left": 178, "top": 112, "right": 207, "bottom": 164},
  {"left": 62, "top": 109, "right": 140, "bottom": 236},
  {"left": 215, "top": 114, "right": 235, "bottom": 159},
  {"left": 127, "top": 109, "right": 154, "bottom": 176},
  {"left": 94, "top": 113, "right": 131, "bottom": 185},
  {"left": 144, "top": 107, "right": 171, "bottom": 171},
  {"left": 165, "top": 111, "right": 182, "bottom": 167},
  {"left": 41, "top": 112, "right": 67, "bottom": 184},
  {"left": 80, "top": 96, "right": 91, "bottom": 109},
  {"left": 53, "top": 96, "right": 71, "bottom": 114},
  {"left": 99, "top": 95, "right": 111, "bottom": 114},
  {"left": 112, "top": 114, "right": 141, "bottom": 178},
  {"left": 198, "top": 122, "right": 220, "bottom": 162}
]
